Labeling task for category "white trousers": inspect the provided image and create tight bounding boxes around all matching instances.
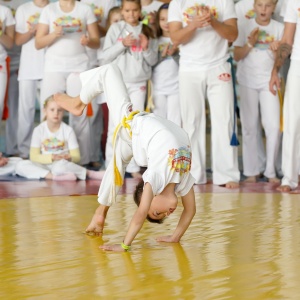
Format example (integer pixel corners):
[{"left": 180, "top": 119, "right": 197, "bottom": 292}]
[
  {"left": 40, "top": 72, "right": 92, "bottom": 165},
  {"left": 0, "top": 59, "right": 7, "bottom": 120},
  {"left": 79, "top": 64, "right": 134, "bottom": 205},
  {"left": 105, "top": 81, "right": 146, "bottom": 173},
  {"left": 15, "top": 159, "right": 87, "bottom": 180},
  {"left": 5, "top": 70, "right": 19, "bottom": 155},
  {"left": 281, "top": 60, "right": 300, "bottom": 188},
  {"left": 152, "top": 92, "right": 181, "bottom": 126},
  {"left": 17, "top": 80, "right": 41, "bottom": 158},
  {"left": 0, "top": 157, "right": 22, "bottom": 176},
  {"left": 179, "top": 62, "right": 240, "bottom": 184},
  {"left": 239, "top": 85, "right": 281, "bottom": 178}
]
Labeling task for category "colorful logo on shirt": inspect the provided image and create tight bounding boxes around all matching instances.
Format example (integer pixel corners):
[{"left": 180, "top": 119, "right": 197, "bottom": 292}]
[
  {"left": 88, "top": 3, "right": 104, "bottom": 22},
  {"left": 183, "top": 4, "right": 218, "bottom": 23},
  {"left": 245, "top": 9, "right": 256, "bottom": 19},
  {"left": 54, "top": 16, "right": 83, "bottom": 33},
  {"left": 42, "top": 137, "right": 65, "bottom": 153},
  {"left": 218, "top": 73, "right": 231, "bottom": 82},
  {"left": 27, "top": 13, "right": 40, "bottom": 30},
  {"left": 254, "top": 29, "right": 276, "bottom": 50},
  {"left": 158, "top": 42, "right": 173, "bottom": 59},
  {"left": 168, "top": 146, "right": 191, "bottom": 175}
]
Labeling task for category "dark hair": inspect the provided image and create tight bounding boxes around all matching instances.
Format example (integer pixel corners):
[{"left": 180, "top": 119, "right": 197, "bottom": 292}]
[
  {"left": 155, "top": 3, "right": 169, "bottom": 38},
  {"left": 133, "top": 180, "right": 163, "bottom": 224},
  {"left": 121, "top": 0, "right": 155, "bottom": 39}
]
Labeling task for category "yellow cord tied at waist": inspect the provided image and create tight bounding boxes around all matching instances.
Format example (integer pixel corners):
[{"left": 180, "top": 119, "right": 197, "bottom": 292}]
[{"left": 112, "top": 110, "right": 140, "bottom": 187}]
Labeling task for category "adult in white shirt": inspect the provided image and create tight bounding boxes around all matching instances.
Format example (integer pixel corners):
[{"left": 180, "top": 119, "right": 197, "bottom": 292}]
[
  {"left": 270, "top": 0, "right": 300, "bottom": 192},
  {"left": 168, "top": 0, "right": 240, "bottom": 187}
]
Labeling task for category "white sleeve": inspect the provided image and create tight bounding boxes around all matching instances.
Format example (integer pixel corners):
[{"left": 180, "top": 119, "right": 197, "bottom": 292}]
[
  {"left": 30, "top": 126, "right": 42, "bottom": 148},
  {"left": 64, "top": 125, "right": 79, "bottom": 150},
  {"left": 168, "top": 0, "right": 182, "bottom": 23},
  {"left": 233, "top": 23, "right": 247, "bottom": 47},
  {"left": 85, "top": 4, "right": 97, "bottom": 25},
  {"left": 223, "top": 0, "right": 237, "bottom": 21},
  {"left": 284, "top": 0, "right": 297, "bottom": 23},
  {"left": 38, "top": 6, "right": 49, "bottom": 25},
  {"left": 4, "top": 7, "right": 15, "bottom": 27},
  {"left": 15, "top": 6, "right": 26, "bottom": 33}
]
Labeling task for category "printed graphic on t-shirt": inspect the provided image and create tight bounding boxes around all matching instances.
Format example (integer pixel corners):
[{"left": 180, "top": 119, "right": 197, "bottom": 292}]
[
  {"left": 183, "top": 4, "right": 218, "bottom": 23},
  {"left": 245, "top": 9, "right": 255, "bottom": 19},
  {"left": 42, "top": 137, "right": 65, "bottom": 153},
  {"left": 54, "top": 16, "right": 83, "bottom": 33},
  {"left": 254, "top": 29, "right": 276, "bottom": 50},
  {"left": 27, "top": 13, "right": 40, "bottom": 30},
  {"left": 168, "top": 146, "right": 191, "bottom": 175},
  {"left": 87, "top": 3, "right": 103, "bottom": 22},
  {"left": 158, "top": 42, "right": 173, "bottom": 59}
]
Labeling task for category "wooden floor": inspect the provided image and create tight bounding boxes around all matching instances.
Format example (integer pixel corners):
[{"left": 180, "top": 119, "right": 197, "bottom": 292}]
[{"left": 1, "top": 179, "right": 300, "bottom": 299}]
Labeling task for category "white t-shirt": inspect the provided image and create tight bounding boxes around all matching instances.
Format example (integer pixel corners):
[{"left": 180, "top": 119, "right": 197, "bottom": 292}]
[
  {"left": 0, "top": 4, "right": 15, "bottom": 63},
  {"left": 152, "top": 36, "right": 179, "bottom": 95},
  {"left": 81, "top": 0, "right": 114, "bottom": 67},
  {"left": 132, "top": 113, "right": 195, "bottom": 196},
  {"left": 168, "top": 0, "right": 236, "bottom": 71},
  {"left": 15, "top": 1, "right": 45, "bottom": 80},
  {"left": 284, "top": 0, "right": 300, "bottom": 61},
  {"left": 234, "top": 18, "right": 284, "bottom": 89},
  {"left": 31, "top": 121, "right": 79, "bottom": 155},
  {"left": 39, "top": 1, "right": 97, "bottom": 72}
]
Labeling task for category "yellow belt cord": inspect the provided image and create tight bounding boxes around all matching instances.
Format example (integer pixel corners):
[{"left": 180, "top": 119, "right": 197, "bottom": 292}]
[{"left": 112, "top": 110, "right": 140, "bottom": 186}]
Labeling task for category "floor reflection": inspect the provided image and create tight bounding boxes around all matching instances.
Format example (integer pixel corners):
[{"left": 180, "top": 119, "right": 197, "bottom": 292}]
[{"left": 1, "top": 192, "right": 300, "bottom": 299}]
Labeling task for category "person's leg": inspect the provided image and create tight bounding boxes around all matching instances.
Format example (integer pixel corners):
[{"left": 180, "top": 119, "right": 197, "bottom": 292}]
[
  {"left": 89, "top": 100, "right": 103, "bottom": 166},
  {"left": 279, "top": 61, "right": 300, "bottom": 191},
  {"left": 239, "top": 85, "right": 260, "bottom": 181},
  {"left": 259, "top": 88, "right": 280, "bottom": 181},
  {"left": 17, "top": 80, "right": 38, "bottom": 159},
  {"left": 0, "top": 60, "right": 7, "bottom": 119},
  {"left": 67, "top": 72, "right": 91, "bottom": 166},
  {"left": 15, "top": 160, "right": 50, "bottom": 179},
  {"left": 0, "top": 157, "right": 22, "bottom": 176},
  {"left": 167, "top": 93, "right": 181, "bottom": 127},
  {"left": 207, "top": 62, "right": 240, "bottom": 187},
  {"left": 153, "top": 93, "right": 168, "bottom": 119},
  {"left": 257, "top": 115, "right": 267, "bottom": 175},
  {"left": 5, "top": 70, "right": 19, "bottom": 156},
  {"left": 179, "top": 70, "right": 207, "bottom": 184}
]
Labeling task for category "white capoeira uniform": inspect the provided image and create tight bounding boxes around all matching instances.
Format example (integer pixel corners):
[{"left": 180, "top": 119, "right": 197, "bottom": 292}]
[
  {"left": 168, "top": 0, "right": 240, "bottom": 185},
  {"left": 280, "top": 0, "right": 300, "bottom": 189},
  {"left": 152, "top": 36, "right": 181, "bottom": 126},
  {"left": 102, "top": 20, "right": 158, "bottom": 173},
  {"left": 0, "top": 5, "right": 14, "bottom": 121},
  {"left": 15, "top": 1, "right": 45, "bottom": 159},
  {"left": 234, "top": 18, "right": 284, "bottom": 179},
  {"left": 78, "top": 64, "right": 195, "bottom": 205},
  {"left": 38, "top": 1, "right": 97, "bottom": 165},
  {"left": 15, "top": 121, "right": 88, "bottom": 180}
]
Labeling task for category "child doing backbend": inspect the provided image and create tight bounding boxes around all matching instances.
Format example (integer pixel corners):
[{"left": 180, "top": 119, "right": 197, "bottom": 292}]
[
  {"left": 15, "top": 97, "right": 104, "bottom": 181},
  {"left": 54, "top": 63, "right": 196, "bottom": 252}
]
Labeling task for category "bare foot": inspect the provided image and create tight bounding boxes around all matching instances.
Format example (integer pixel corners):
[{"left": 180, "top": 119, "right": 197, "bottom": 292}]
[
  {"left": 225, "top": 181, "right": 239, "bottom": 189},
  {"left": 268, "top": 177, "right": 280, "bottom": 183},
  {"left": 85, "top": 205, "right": 109, "bottom": 236},
  {"left": 54, "top": 93, "right": 86, "bottom": 116},
  {"left": 276, "top": 185, "right": 292, "bottom": 192},
  {"left": 131, "top": 172, "right": 143, "bottom": 179},
  {"left": 244, "top": 176, "right": 257, "bottom": 183}
]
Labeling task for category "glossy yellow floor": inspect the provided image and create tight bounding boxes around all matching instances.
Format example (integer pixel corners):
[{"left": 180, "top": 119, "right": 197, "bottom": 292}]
[{"left": 1, "top": 192, "right": 300, "bottom": 299}]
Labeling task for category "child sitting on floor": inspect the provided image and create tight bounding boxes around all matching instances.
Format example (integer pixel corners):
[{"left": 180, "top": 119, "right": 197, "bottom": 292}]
[
  {"left": 54, "top": 63, "right": 196, "bottom": 252},
  {"left": 15, "top": 97, "right": 104, "bottom": 181}
]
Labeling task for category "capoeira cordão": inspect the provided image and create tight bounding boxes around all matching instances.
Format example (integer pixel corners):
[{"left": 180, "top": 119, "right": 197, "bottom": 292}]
[{"left": 54, "top": 64, "right": 196, "bottom": 252}]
